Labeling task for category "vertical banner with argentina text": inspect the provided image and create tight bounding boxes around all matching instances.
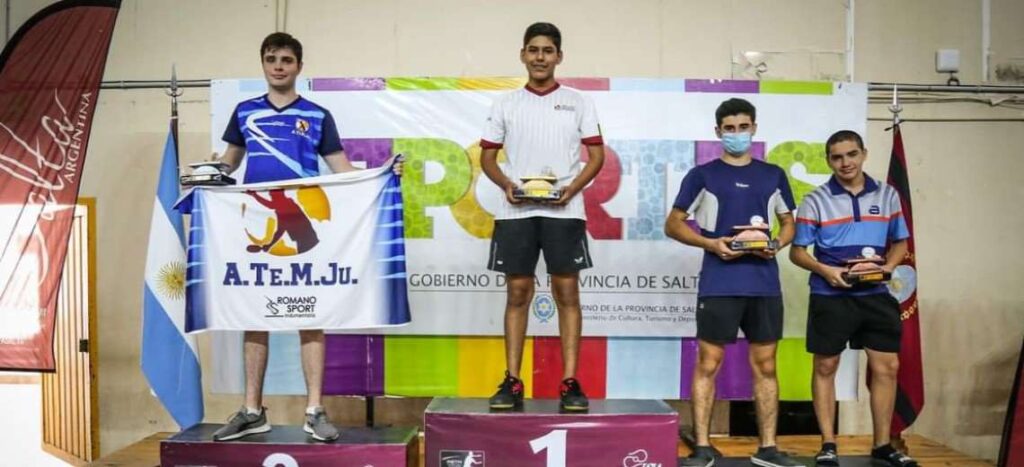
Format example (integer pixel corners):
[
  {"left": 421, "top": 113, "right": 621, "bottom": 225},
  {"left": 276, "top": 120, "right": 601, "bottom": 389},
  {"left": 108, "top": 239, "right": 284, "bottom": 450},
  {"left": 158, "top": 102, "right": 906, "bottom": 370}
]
[{"left": 0, "top": 0, "right": 120, "bottom": 371}]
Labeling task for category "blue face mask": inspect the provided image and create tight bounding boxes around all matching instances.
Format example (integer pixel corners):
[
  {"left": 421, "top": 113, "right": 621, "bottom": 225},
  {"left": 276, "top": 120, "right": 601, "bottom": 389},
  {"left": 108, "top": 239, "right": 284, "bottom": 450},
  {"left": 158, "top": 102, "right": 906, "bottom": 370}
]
[{"left": 721, "top": 132, "right": 752, "bottom": 156}]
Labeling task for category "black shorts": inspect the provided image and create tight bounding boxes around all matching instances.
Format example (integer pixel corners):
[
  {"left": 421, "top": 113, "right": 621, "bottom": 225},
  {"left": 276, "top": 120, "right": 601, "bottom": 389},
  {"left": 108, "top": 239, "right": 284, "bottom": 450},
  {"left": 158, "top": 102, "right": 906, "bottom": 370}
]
[
  {"left": 696, "top": 296, "right": 784, "bottom": 344},
  {"left": 806, "top": 293, "right": 902, "bottom": 356},
  {"left": 487, "top": 217, "right": 592, "bottom": 275}
]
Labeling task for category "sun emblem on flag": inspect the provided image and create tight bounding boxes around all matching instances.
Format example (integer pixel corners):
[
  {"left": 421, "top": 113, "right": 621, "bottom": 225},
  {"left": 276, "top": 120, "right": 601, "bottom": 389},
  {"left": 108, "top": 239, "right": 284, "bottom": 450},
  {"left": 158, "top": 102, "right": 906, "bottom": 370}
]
[{"left": 156, "top": 261, "right": 186, "bottom": 300}]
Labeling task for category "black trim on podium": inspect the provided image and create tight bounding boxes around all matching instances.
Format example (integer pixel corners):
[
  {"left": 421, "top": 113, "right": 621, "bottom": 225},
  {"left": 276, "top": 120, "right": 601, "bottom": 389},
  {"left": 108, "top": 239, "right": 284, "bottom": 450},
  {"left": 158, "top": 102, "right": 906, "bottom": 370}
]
[{"left": 729, "top": 401, "right": 827, "bottom": 436}]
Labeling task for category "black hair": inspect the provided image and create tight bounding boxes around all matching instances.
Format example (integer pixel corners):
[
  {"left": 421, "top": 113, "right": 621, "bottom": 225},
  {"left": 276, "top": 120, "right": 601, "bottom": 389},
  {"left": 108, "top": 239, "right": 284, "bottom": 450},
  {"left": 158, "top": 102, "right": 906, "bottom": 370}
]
[
  {"left": 715, "top": 98, "right": 756, "bottom": 126},
  {"left": 523, "top": 22, "right": 562, "bottom": 51},
  {"left": 260, "top": 32, "right": 303, "bottom": 63},
  {"left": 825, "top": 130, "right": 865, "bottom": 155}
]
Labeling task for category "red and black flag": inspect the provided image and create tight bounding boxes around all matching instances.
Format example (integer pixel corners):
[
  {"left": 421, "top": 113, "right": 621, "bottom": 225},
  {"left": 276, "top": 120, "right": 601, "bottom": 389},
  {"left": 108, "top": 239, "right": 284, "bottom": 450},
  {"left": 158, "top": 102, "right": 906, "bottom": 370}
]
[
  {"left": 885, "top": 124, "right": 925, "bottom": 433},
  {"left": 0, "top": 1, "right": 121, "bottom": 371},
  {"left": 999, "top": 337, "right": 1024, "bottom": 467}
]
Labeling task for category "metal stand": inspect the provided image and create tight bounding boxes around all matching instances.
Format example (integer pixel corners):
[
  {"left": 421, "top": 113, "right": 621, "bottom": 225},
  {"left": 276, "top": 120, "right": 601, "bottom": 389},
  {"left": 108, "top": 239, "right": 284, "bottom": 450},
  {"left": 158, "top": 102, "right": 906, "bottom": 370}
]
[{"left": 365, "top": 395, "right": 375, "bottom": 427}]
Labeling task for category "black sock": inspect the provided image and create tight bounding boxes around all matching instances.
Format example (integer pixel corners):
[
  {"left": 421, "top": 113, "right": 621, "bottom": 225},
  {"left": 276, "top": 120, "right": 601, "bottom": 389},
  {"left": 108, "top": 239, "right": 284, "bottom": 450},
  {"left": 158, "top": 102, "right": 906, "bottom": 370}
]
[
  {"left": 822, "top": 442, "right": 837, "bottom": 452},
  {"left": 872, "top": 443, "right": 897, "bottom": 458}
]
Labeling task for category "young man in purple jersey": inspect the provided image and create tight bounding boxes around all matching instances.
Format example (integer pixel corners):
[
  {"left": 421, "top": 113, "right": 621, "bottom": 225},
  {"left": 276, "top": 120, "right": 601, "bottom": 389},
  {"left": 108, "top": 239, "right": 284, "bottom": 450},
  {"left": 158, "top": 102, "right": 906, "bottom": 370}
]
[
  {"left": 791, "top": 131, "right": 917, "bottom": 467},
  {"left": 667, "top": 98, "right": 803, "bottom": 467}
]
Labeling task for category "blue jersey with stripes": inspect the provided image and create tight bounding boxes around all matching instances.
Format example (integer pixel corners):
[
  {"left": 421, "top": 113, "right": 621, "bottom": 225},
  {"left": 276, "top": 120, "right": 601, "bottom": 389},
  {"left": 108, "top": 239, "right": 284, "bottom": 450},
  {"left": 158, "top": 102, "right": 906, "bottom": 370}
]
[
  {"left": 223, "top": 95, "right": 343, "bottom": 183},
  {"left": 672, "top": 158, "right": 796, "bottom": 297},
  {"left": 793, "top": 174, "right": 910, "bottom": 296}
]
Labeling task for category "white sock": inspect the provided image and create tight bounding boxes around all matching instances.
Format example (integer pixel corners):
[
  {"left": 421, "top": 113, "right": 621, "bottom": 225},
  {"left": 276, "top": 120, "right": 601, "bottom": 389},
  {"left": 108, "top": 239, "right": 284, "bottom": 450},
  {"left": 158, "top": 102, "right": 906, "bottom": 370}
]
[
  {"left": 305, "top": 406, "right": 321, "bottom": 416},
  {"left": 245, "top": 406, "right": 261, "bottom": 415}
]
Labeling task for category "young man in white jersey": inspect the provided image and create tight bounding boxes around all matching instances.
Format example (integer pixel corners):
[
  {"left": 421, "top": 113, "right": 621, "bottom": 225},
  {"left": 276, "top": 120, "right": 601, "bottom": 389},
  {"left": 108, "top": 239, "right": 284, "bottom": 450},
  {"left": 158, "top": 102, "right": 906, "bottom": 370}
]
[{"left": 479, "top": 22, "right": 605, "bottom": 411}]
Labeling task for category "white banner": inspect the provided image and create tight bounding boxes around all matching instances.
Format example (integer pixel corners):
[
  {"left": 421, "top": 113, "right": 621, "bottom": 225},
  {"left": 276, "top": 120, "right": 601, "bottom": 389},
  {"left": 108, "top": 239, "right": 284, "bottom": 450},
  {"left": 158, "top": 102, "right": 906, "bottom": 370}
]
[
  {"left": 210, "top": 78, "right": 867, "bottom": 337},
  {"left": 178, "top": 162, "right": 410, "bottom": 332}
]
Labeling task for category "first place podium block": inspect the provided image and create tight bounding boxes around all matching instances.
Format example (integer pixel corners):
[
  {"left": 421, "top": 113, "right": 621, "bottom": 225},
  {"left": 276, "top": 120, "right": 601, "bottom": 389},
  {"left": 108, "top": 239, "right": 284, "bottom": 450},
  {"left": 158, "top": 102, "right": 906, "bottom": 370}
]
[
  {"left": 425, "top": 398, "right": 678, "bottom": 467},
  {"left": 161, "top": 423, "right": 418, "bottom": 467}
]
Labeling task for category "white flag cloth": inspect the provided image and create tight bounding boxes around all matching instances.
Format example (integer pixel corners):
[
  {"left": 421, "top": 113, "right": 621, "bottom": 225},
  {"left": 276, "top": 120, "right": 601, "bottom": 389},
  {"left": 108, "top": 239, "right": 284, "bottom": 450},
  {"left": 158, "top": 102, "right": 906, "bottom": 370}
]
[{"left": 176, "top": 161, "right": 410, "bottom": 332}]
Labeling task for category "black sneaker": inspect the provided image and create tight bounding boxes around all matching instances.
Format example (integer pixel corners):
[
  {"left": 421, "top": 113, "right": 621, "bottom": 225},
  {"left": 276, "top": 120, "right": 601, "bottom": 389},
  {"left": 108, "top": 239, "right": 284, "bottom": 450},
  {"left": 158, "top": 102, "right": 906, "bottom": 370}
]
[
  {"left": 815, "top": 442, "right": 839, "bottom": 466},
  {"left": 559, "top": 378, "right": 589, "bottom": 411},
  {"left": 488, "top": 371, "right": 524, "bottom": 409},
  {"left": 212, "top": 406, "right": 271, "bottom": 441},
  {"left": 751, "top": 446, "right": 806, "bottom": 467},
  {"left": 679, "top": 445, "right": 716, "bottom": 467},
  {"left": 871, "top": 444, "right": 919, "bottom": 467}
]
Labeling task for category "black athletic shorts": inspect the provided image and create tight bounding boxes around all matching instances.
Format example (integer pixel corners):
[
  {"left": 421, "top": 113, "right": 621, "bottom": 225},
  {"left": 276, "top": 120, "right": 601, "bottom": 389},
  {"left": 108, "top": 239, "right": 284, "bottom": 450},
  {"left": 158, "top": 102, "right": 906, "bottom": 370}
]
[
  {"left": 696, "top": 296, "right": 784, "bottom": 344},
  {"left": 806, "top": 293, "right": 902, "bottom": 356},
  {"left": 487, "top": 217, "right": 592, "bottom": 275}
]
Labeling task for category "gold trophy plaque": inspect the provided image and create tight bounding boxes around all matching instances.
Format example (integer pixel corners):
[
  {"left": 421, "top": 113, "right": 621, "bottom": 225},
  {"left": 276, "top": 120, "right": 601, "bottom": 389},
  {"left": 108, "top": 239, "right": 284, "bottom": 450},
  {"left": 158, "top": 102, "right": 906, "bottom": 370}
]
[
  {"left": 730, "top": 215, "right": 778, "bottom": 251},
  {"left": 841, "top": 247, "right": 892, "bottom": 285},
  {"left": 513, "top": 167, "right": 562, "bottom": 201}
]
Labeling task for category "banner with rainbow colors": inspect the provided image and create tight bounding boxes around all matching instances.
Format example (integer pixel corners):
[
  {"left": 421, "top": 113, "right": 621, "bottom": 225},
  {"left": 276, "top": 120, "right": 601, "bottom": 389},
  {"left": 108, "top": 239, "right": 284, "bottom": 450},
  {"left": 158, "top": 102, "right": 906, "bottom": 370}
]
[{"left": 208, "top": 77, "right": 866, "bottom": 401}]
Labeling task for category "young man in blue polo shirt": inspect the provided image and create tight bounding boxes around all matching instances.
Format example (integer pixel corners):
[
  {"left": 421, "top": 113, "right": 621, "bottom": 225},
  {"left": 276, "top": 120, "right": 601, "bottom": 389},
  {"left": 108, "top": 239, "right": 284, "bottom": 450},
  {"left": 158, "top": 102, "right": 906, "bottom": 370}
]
[
  {"left": 208, "top": 32, "right": 400, "bottom": 443},
  {"left": 790, "top": 130, "right": 919, "bottom": 467},
  {"left": 666, "top": 98, "right": 802, "bottom": 467}
]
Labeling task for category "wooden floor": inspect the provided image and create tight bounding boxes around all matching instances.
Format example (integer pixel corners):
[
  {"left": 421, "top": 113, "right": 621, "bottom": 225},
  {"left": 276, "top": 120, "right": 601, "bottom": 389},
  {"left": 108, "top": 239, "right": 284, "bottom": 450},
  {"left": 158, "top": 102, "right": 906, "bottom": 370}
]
[{"left": 89, "top": 432, "right": 993, "bottom": 467}]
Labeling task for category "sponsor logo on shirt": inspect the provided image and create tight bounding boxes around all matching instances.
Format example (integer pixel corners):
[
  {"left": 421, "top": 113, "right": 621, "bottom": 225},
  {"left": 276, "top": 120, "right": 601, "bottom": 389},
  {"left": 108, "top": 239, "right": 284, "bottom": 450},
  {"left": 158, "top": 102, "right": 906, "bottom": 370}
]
[
  {"left": 869, "top": 205, "right": 881, "bottom": 215},
  {"left": 553, "top": 104, "right": 576, "bottom": 111},
  {"left": 735, "top": 182, "right": 750, "bottom": 188}
]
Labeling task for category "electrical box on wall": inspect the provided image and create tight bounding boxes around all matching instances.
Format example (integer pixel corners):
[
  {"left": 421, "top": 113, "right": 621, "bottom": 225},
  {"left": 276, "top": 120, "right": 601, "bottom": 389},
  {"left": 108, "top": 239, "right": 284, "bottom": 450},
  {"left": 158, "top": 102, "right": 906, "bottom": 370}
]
[{"left": 936, "top": 49, "right": 960, "bottom": 73}]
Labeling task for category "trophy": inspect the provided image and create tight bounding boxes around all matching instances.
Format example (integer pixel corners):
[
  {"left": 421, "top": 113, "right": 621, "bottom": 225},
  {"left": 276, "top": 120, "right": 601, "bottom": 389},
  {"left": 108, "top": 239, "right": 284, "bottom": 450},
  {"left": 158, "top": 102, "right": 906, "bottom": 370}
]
[
  {"left": 730, "top": 215, "right": 778, "bottom": 251},
  {"left": 180, "top": 161, "right": 236, "bottom": 186},
  {"left": 513, "top": 167, "right": 562, "bottom": 201},
  {"left": 841, "top": 247, "right": 891, "bottom": 285}
]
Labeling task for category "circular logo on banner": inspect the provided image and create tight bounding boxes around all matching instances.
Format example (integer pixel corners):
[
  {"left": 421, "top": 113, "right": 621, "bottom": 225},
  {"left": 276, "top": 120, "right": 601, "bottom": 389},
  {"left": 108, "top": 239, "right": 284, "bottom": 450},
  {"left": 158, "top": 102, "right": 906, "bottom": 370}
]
[
  {"left": 749, "top": 215, "right": 765, "bottom": 226},
  {"left": 242, "top": 186, "right": 331, "bottom": 256},
  {"left": 887, "top": 265, "right": 918, "bottom": 304},
  {"left": 532, "top": 294, "right": 556, "bottom": 323},
  {"left": 862, "top": 246, "right": 877, "bottom": 258}
]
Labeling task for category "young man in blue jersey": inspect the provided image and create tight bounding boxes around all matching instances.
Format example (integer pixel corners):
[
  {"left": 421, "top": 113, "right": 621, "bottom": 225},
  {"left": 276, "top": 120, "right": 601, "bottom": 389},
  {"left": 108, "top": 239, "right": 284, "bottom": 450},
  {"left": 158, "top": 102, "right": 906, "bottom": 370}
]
[
  {"left": 666, "top": 98, "right": 803, "bottom": 467},
  {"left": 480, "top": 22, "right": 605, "bottom": 412},
  {"left": 207, "top": 32, "right": 397, "bottom": 443},
  {"left": 790, "top": 131, "right": 918, "bottom": 467}
]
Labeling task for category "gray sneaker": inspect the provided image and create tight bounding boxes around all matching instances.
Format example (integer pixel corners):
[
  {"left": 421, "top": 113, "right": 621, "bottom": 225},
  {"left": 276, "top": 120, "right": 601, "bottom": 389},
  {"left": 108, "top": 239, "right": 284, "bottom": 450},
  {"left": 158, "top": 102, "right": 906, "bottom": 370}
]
[
  {"left": 751, "top": 446, "right": 806, "bottom": 467},
  {"left": 303, "top": 407, "right": 339, "bottom": 442},
  {"left": 212, "top": 406, "right": 271, "bottom": 441}
]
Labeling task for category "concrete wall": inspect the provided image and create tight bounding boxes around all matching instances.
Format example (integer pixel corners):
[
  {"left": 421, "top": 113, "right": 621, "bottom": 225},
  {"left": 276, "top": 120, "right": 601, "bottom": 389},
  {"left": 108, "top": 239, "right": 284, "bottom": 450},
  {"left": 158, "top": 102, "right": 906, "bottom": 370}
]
[{"left": 4, "top": 0, "right": 1024, "bottom": 461}]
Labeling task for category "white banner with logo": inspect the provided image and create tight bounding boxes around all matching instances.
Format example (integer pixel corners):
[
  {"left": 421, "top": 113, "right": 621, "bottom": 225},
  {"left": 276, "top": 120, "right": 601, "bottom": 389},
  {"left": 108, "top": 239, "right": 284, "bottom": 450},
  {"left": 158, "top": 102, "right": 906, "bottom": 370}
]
[
  {"left": 177, "top": 162, "right": 410, "bottom": 332},
  {"left": 210, "top": 78, "right": 867, "bottom": 337}
]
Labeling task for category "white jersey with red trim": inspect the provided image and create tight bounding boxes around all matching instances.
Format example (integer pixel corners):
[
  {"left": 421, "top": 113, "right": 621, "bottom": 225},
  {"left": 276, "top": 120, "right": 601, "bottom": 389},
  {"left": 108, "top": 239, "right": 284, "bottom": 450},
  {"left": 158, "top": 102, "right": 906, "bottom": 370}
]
[{"left": 480, "top": 83, "right": 603, "bottom": 220}]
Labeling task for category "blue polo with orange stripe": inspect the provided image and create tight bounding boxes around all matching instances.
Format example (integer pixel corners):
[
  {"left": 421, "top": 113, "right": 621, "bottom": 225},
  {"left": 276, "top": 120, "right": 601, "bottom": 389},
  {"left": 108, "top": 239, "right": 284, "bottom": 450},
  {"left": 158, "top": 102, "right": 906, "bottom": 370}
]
[{"left": 793, "top": 174, "right": 910, "bottom": 296}]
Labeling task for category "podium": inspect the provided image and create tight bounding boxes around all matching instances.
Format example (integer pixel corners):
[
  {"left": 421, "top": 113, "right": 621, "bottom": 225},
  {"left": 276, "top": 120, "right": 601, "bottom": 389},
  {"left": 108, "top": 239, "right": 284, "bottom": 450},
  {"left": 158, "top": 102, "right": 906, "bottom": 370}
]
[
  {"left": 160, "top": 423, "right": 418, "bottom": 467},
  {"left": 425, "top": 398, "right": 678, "bottom": 467}
]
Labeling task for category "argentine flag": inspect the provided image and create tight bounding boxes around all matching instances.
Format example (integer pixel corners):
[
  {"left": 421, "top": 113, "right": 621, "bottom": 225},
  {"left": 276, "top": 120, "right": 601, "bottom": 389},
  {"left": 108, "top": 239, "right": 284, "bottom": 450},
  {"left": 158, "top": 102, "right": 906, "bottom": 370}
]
[{"left": 140, "top": 124, "right": 204, "bottom": 429}]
